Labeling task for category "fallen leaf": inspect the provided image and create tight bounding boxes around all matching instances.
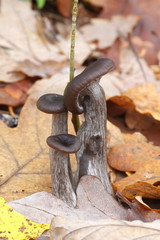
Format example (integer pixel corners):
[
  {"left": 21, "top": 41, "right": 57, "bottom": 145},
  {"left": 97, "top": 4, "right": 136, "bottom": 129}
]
[
  {"left": 85, "top": 0, "right": 107, "bottom": 8},
  {"left": 0, "top": 197, "right": 49, "bottom": 240},
  {"left": 0, "top": 79, "right": 32, "bottom": 107},
  {"left": 107, "top": 121, "right": 124, "bottom": 151},
  {"left": 123, "top": 83, "right": 160, "bottom": 121},
  {"left": 108, "top": 134, "right": 160, "bottom": 219},
  {"left": 14, "top": 60, "right": 67, "bottom": 78},
  {"left": 108, "top": 134, "right": 160, "bottom": 173},
  {"left": 100, "top": 0, "right": 160, "bottom": 65},
  {"left": 0, "top": 53, "right": 25, "bottom": 83},
  {"left": 112, "top": 15, "right": 139, "bottom": 38},
  {"left": 50, "top": 215, "right": 160, "bottom": 240},
  {"left": 9, "top": 176, "right": 142, "bottom": 223},
  {"left": 81, "top": 15, "right": 139, "bottom": 49},
  {"left": 119, "top": 48, "right": 157, "bottom": 90},
  {"left": 151, "top": 65, "right": 160, "bottom": 80},
  {"left": 76, "top": 176, "right": 140, "bottom": 221},
  {"left": 0, "top": 0, "right": 66, "bottom": 83},
  {"left": 100, "top": 0, "right": 127, "bottom": 18},
  {"left": 81, "top": 18, "right": 117, "bottom": 49},
  {"left": 122, "top": 182, "right": 160, "bottom": 201},
  {"left": 56, "top": 0, "right": 72, "bottom": 18}
]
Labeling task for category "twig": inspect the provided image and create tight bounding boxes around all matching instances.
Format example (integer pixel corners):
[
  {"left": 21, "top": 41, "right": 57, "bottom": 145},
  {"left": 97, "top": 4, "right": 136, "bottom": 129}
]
[{"left": 70, "top": 0, "right": 80, "bottom": 133}]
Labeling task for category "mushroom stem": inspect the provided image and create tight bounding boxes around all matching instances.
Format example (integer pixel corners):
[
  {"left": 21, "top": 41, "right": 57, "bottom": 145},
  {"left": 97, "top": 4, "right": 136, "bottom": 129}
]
[
  {"left": 50, "top": 112, "right": 76, "bottom": 207},
  {"left": 76, "top": 82, "right": 114, "bottom": 195}
]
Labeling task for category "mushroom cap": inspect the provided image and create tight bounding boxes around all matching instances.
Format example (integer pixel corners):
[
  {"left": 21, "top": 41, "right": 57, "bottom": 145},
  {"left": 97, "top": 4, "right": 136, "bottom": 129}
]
[
  {"left": 47, "top": 134, "right": 81, "bottom": 153},
  {"left": 64, "top": 58, "right": 115, "bottom": 114},
  {"left": 37, "top": 94, "right": 67, "bottom": 114}
]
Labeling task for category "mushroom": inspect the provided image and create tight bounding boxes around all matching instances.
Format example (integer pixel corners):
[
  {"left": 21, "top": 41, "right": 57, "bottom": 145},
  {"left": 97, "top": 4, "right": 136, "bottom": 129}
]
[
  {"left": 37, "top": 94, "right": 66, "bottom": 114},
  {"left": 47, "top": 134, "right": 81, "bottom": 153},
  {"left": 64, "top": 58, "right": 115, "bottom": 195},
  {"left": 64, "top": 58, "right": 115, "bottom": 114},
  {"left": 37, "top": 94, "right": 77, "bottom": 207}
]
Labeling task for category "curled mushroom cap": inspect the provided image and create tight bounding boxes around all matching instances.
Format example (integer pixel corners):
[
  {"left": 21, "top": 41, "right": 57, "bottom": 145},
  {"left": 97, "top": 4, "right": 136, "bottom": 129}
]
[
  {"left": 64, "top": 58, "right": 115, "bottom": 114},
  {"left": 37, "top": 94, "right": 66, "bottom": 114},
  {"left": 47, "top": 134, "right": 81, "bottom": 153}
]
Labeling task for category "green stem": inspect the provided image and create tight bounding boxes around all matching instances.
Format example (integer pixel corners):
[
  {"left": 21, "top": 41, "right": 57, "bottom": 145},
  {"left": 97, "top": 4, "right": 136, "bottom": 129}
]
[{"left": 70, "top": 0, "right": 80, "bottom": 133}]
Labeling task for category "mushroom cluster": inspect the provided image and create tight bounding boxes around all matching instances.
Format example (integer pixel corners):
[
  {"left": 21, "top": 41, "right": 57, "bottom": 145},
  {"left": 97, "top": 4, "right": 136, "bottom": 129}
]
[
  {"left": 37, "top": 58, "right": 115, "bottom": 207},
  {"left": 37, "top": 94, "right": 80, "bottom": 206}
]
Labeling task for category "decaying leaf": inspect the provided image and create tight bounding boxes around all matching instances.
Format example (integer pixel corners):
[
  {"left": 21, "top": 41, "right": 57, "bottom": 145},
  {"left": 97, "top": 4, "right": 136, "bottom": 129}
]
[
  {"left": 108, "top": 134, "right": 160, "bottom": 219},
  {"left": 107, "top": 121, "right": 124, "bottom": 151},
  {"left": 9, "top": 176, "right": 142, "bottom": 223},
  {"left": 0, "top": 53, "right": 26, "bottom": 83},
  {"left": 0, "top": 79, "right": 32, "bottom": 107},
  {"left": 81, "top": 18, "right": 117, "bottom": 49},
  {"left": 56, "top": 0, "right": 72, "bottom": 18},
  {"left": 85, "top": 0, "right": 107, "bottom": 8},
  {"left": 107, "top": 81, "right": 160, "bottom": 131},
  {"left": 123, "top": 83, "right": 160, "bottom": 121},
  {"left": 14, "top": 60, "right": 68, "bottom": 79},
  {"left": 99, "top": 0, "right": 160, "bottom": 65},
  {"left": 119, "top": 48, "right": 157, "bottom": 89},
  {"left": 50, "top": 215, "right": 160, "bottom": 240},
  {"left": 80, "top": 15, "right": 139, "bottom": 49},
  {"left": 0, "top": 0, "right": 67, "bottom": 83},
  {"left": 108, "top": 134, "right": 160, "bottom": 172}
]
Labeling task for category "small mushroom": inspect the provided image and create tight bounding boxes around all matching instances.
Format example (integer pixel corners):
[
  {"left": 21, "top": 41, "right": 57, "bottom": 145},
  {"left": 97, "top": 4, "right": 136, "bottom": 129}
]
[
  {"left": 64, "top": 58, "right": 115, "bottom": 114},
  {"left": 37, "top": 94, "right": 66, "bottom": 113},
  {"left": 37, "top": 93, "right": 76, "bottom": 206},
  {"left": 64, "top": 58, "right": 115, "bottom": 195},
  {"left": 47, "top": 134, "right": 81, "bottom": 153}
]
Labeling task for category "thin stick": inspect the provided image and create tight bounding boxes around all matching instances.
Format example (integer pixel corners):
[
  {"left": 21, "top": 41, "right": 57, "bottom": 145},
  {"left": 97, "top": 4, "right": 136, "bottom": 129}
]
[
  {"left": 70, "top": 0, "right": 78, "bottom": 82},
  {"left": 70, "top": 0, "right": 80, "bottom": 133}
]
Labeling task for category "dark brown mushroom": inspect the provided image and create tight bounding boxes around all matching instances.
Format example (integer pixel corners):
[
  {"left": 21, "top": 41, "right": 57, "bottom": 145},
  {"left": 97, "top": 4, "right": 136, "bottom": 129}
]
[
  {"left": 47, "top": 134, "right": 81, "bottom": 153},
  {"left": 37, "top": 94, "right": 66, "bottom": 114},
  {"left": 64, "top": 58, "right": 115, "bottom": 114},
  {"left": 36, "top": 93, "right": 76, "bottom": 207},
  {"left": 64, "top": 58, "right": 115, "bottom": 195}
]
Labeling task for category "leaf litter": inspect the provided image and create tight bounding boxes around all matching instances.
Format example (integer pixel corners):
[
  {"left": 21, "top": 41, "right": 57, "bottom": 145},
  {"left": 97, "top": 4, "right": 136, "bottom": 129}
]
[{"left": 0, "top": 0, "right": 160, "bottom": 239}]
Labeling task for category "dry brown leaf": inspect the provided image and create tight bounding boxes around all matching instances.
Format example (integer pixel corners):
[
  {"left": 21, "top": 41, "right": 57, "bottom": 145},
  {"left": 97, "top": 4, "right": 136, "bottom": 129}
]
[
  {"left": 119, "top": 48, "right": 157, "bottom": 90},
  {"left": 108, "top": 134, "right": 160, "bottom": 172},
  {"left": 0, "top": 94, "right": 51, "bottom": 201},
  {"left": 99, "top": 0, "right": 160, "bottom": 65},
  {"left": 8, "top": 175, "right": 140, "bottom": 224},
  {"left": 99, "top": 0, "right": 127, "bottom": 18},
  {"left": 0, "top": 0, "right": 67, "bottom": 83},
  {"left": 107, "top": 121, "right": 124, "bottom": 151},
  {"left": 107, "top": 82, "right": 160, "bottom": 132},
  {"left": 14, "top": 60, "right": 68, "bottom": 78},
  {"left": 55, "top": 0, "right": 72, "bottom": 18},
  {"left": 80, "top": 15, "right": 139, "bottom": 49},
  {"left": 123, "top": 83, "right": 160, "bottom": 121},
  {"left": 151, "top": 65, "right": 160, "bottom": 80},
  {"left": 86, "top": 0, "right": 107, "bottom": 7},
  {"left": 0, "top": 80, "right": 32, "bottom": 107},
  {"left": 0, "top": 54, "right": 25, "bottom": 83},
  {"left": 108, "top": 134, "right": 160, "bottom": 217},
  {"left": 8, "top": 189, "right": 160, "bottom": 239},
  {"left": 50, "top": 215, "right": 160, "bottom": 240},
  {"left": 122, "top": 181, "right": 160, "bottom": 201},
  {"left": 76, "top": 176, "right": 139, "bottom": 221},
  {"left": 112, "top": 15, "right": 140, "bottom": 38},
  {"left": 81, "top": 18, "right": 117, "bottom": 49}
]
